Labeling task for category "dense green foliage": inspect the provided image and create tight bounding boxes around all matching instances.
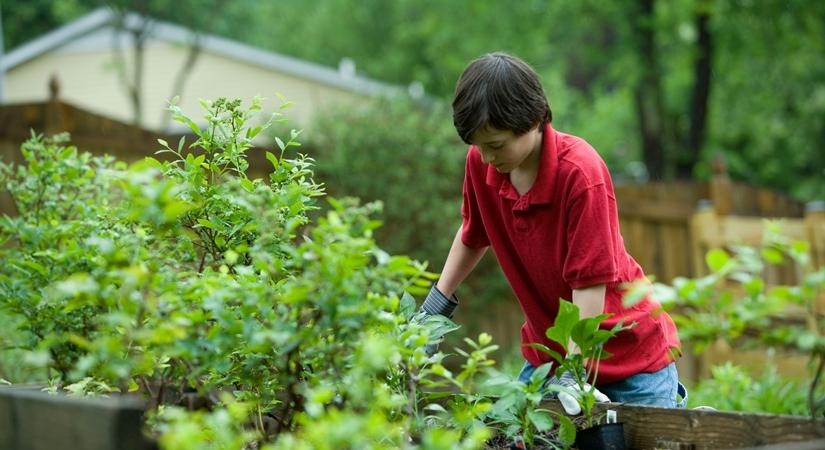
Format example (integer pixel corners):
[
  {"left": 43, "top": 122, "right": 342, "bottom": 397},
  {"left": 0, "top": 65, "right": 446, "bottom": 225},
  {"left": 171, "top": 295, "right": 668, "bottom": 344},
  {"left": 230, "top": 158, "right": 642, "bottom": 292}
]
[
  {"left": 303, "top": 96, "right": 513, "bottom": 317},
  {"left": 689, "top": 363, "right": 809, "bottom": 416},
  {"left": 0, "top": 96, "right": 601, "bottom": 449},
  {"left": 0, "top": 97, "right": 470, "bottom": 448},
  {"left": 628, "top": 224, "right": 825, "bottom": 416},
  {"left": 3, "top": 0, "right": 823, "bottom": 198},
  {"left": 225, "top": 0, "right": 825, "bottom": 199},
  {"left": 306, "top": 97, "right": 462, "bottom": 265}
]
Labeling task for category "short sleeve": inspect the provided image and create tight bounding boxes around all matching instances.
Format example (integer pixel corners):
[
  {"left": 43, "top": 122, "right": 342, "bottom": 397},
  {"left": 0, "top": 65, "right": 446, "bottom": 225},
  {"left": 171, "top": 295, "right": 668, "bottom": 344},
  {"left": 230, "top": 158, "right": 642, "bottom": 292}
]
[{"left": 563, "top": 182, "right": 618, "bottom": 288}]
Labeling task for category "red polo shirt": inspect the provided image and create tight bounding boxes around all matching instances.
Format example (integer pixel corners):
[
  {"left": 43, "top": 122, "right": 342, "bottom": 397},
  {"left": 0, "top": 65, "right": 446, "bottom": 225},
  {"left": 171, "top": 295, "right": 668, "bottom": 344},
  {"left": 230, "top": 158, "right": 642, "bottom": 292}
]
[{"left": 460, "top": 124, "right": 680, "bottom": 385}]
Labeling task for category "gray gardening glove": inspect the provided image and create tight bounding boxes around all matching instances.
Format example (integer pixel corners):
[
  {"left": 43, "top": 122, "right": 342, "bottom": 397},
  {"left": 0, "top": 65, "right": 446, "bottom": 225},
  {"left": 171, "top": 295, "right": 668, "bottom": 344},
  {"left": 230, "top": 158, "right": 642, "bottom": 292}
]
[
  {"left": 551, "top": 369, "right": 610, "bottom": 415},
  {"left": 419, "top": 285, "right": 459, "bottom": 356}
]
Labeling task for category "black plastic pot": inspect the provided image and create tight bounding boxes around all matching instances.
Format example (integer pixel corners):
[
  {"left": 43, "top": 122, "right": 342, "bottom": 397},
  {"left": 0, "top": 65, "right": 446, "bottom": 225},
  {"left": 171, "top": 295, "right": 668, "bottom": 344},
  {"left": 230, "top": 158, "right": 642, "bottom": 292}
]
[{"left": 574, "top": 422, "right": 626, "bottom": 450}]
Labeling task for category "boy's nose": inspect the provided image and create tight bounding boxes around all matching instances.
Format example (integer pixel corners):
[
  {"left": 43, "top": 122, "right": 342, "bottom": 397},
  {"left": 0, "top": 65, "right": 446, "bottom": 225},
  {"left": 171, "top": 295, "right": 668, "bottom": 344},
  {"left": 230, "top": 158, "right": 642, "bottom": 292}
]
[{"left": 479, "top": 148, "right": 494, "bottom": 164}]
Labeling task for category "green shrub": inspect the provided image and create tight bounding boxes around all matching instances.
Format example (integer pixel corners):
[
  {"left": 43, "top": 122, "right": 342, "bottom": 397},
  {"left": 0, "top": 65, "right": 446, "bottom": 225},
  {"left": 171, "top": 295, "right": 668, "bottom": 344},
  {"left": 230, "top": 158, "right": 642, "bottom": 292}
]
[
  {"left": 305, "top": 95, "right": 462, "bottom": 265},
  {"left": 688, "top": 362, "right": 808, "bottom": 415},
  {"left": 627, "top": 223, "right": 825, "bottom": 416},
  {"left": 0, "top": 96, "right": 520, "bottom": 449},
  {"left": 304, "top": 95, "right": 517, "bottom": 356}
]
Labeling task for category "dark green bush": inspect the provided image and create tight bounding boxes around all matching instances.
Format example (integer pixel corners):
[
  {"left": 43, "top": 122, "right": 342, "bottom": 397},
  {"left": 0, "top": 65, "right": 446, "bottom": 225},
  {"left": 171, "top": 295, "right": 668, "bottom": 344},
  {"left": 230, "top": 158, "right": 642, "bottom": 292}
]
[
  {"left": 304, "top": 95, "right": 518, "bottom": 355},
  {"left": 0, "top": 97, "right": 501, "bottom": 449}
]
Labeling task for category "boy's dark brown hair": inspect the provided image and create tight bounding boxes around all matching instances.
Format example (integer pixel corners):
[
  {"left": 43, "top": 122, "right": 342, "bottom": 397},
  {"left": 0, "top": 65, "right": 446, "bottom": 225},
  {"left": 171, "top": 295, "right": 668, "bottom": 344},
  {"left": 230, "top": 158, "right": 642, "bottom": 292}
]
[{"left": 452, "top": 52, "right": 552, "bottom": 145}]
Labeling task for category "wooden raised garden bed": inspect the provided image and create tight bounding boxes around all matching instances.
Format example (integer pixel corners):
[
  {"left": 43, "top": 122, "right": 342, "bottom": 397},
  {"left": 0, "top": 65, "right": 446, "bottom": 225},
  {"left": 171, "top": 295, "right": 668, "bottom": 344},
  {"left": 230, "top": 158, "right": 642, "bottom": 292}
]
[
  {"left": 0, "top": 386, "right": 155, "bottom": 450},
  {"left": 541, "top": 399, "right": 825, "bottom": 450},
  {"left": 3, "top": 385, "right": 824, "bottom": 450}
]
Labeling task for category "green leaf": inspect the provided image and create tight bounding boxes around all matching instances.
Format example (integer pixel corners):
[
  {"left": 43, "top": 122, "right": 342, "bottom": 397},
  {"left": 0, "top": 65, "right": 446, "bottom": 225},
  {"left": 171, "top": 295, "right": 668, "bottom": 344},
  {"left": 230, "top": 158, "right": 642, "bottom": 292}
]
[
  {"left": 761, "top": 247, "right": 784, "bottom": 265},
  {"left": 706, "top": 248, "right": 731, "bottom": 272},
  {"left": 526, "top": 408, "right": 554, "bottom": 432},
  {"left": 399, "top": 291, "right": 417, "bottom": 320},
  {"left": 240, "top": 178, "right": 255, "bottom": 192},
  {"left": 545, "top": 300, "right": 579, "bottom": 347},
  {"left": 526, "top": 343, "right": 563, "bottom": 363},
  {"left": 197, "top": 218, "right": 219, "bottom": 230},
  {"left": 557, "top": 415, "right": 577, "bottom": 445}
]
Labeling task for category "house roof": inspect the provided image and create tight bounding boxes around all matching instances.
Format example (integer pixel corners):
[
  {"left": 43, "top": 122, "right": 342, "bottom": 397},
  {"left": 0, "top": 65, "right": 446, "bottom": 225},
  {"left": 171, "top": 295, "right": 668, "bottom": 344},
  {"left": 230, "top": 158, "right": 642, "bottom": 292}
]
[{"left": 1, "top": 7, "right": 400, "bottom": 97}]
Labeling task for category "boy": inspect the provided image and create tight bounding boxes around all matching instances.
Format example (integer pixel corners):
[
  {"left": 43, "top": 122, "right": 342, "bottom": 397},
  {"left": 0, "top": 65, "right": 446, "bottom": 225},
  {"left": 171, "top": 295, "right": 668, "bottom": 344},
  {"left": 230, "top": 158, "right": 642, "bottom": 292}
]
[{"left": 421, "top": 52, "right": 685, "bottom": 413}]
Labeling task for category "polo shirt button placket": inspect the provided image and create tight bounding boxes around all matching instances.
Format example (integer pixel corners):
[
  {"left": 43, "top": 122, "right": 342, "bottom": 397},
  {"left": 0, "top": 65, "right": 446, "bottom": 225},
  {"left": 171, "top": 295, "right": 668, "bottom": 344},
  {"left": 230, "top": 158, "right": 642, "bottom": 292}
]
[{"left": 513, "top": 197, "right": 530, "bottom": 232}]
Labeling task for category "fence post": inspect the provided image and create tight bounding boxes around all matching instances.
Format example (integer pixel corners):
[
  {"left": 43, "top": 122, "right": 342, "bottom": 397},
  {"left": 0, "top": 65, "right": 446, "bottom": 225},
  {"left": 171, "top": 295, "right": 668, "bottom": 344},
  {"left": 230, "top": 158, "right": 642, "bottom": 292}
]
[
  {"left": 709, "top": 153, "right": 732, "bottom": 216},
  {"left": 690, "top": 199, "right": 717, "bottom": 277},
  {"left": 45, "top": 74, "right": 65, "bottom": 136},
  {"left": 806, "top": 200, "right": 825, "bottom": 269}
]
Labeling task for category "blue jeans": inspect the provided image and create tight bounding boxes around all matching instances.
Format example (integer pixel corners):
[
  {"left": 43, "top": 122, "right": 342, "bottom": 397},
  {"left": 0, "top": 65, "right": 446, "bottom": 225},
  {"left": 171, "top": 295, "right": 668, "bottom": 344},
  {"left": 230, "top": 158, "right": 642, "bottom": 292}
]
[{"left": 517, "top": 361, "right": 687, "bottom": 408}]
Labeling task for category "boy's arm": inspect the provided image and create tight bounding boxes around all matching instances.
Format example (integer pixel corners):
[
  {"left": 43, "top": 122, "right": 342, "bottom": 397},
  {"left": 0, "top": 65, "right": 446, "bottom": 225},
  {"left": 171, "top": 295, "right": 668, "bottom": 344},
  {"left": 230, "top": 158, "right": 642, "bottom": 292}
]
[
  {"left": 435, "top": 227, "right": 488, "bottom": 297},
  {"left": 419, "top": 227, "right": 487, "bottom": 356},
  {"left": 553, "top": 283, "right": 611, "bottom": 414},
  {"left": 568, "top": 284, "right": 607, "bottom": 355}
]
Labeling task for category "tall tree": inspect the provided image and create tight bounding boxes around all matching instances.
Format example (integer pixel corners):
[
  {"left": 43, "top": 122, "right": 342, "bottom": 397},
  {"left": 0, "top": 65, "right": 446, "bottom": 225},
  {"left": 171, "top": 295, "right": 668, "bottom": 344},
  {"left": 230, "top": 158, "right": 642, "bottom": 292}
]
[
  {"left": 681, "top": 1, "right": 713, "bottom": 179},
  {"left": 0, "top": 3, "right": 5, "bottom": 103},
  {"left": 0, "top": 0, "right": 96, "bottom": 50},
  {"left": 630, "top": 0, "right": 669, "bottom": 180},
  {"left": 4, "top": 0, "right": 823, "bottom": 199}
]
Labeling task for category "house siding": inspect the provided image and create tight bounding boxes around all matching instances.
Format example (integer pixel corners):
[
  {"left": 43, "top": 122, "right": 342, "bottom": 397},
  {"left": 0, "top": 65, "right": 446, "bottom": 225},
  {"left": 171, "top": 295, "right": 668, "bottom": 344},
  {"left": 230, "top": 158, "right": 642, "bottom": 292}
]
[{"left": 6, "top": 38, "right": 370, "bottom": 132}]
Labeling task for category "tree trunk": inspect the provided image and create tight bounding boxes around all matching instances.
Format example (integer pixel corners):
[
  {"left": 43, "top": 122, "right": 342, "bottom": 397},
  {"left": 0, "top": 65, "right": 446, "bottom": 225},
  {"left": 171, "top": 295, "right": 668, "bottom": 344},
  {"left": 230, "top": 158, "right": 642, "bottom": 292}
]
[
  {"left": 631, "top": 0, "right": 667, "bottom": 181},
  {"left": 678, "top": 5, "right": 713, "bottom": 179},
  {"left": 0, "top": 5, "right": 5, "bottom": 104},
  {"left": 130, "top": 27, "right": 145, "bottom": 128},
  {"left": 161, "top": 33, "right": 202, "bottom": 130}
]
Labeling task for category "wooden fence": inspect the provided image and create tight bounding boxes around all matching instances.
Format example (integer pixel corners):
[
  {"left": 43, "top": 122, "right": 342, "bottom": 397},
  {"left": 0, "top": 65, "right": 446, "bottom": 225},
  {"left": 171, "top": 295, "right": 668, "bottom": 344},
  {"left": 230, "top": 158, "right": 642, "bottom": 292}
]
[
  {"left": 615, "top": 162, "right": 811, "bottom": 284},
  {"left": 0, "top": 79, "right": 173, "bottom": 165},
  {"left": 615, "top": 160, "right": 825, "bottom": 383}
]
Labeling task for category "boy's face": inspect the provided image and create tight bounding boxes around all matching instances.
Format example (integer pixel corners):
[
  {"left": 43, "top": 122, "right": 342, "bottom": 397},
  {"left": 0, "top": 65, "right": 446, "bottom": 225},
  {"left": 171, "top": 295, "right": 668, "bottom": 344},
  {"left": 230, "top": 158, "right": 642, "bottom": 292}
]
[{"left": 470, "top": 124, "right": 542, "bottom": 173}]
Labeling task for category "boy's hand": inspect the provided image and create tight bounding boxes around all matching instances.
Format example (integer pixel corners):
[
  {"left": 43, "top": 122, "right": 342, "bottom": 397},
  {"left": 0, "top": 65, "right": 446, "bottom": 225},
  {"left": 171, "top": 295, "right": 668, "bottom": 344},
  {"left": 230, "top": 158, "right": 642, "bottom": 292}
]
[
  {"left": 419, "top": 285, "right": 459, "bottom": 355},
  {"left": 553, "top": 369, "right": 611, "bottom": 415},
  {"left": 421, "top": 285, "right": 458, "bottom": 318}
]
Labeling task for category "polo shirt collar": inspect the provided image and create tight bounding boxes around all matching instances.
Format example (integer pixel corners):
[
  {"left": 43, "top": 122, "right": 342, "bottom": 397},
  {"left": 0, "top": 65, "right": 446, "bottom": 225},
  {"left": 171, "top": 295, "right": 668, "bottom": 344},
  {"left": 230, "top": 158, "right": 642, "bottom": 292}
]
[{"left": 485, "top": 123, "right": 558, "bottom": 205}]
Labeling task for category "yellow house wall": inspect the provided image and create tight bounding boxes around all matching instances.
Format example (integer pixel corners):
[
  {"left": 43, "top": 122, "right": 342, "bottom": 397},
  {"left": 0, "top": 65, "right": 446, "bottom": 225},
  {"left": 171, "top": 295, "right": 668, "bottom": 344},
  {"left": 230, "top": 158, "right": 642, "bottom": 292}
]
[{"left": 5, "top": 39, "right": 368, "bottom": 133}]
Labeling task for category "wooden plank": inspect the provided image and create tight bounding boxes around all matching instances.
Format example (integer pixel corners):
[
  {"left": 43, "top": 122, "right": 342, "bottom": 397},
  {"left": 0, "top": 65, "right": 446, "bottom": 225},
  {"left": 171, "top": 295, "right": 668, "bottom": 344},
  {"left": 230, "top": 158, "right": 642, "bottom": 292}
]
[
  {"left": 720, "top": 216, "right": 807, "bottom": 246},
  {"left": 618, "top": 198, "right": 696, "bottom": 223},
  {"left": 806, "top": 204, "right": 825, "bottom": 270},
  {"left": 0, "top": 387, "right": 156, "bottom": 450},
  {"left": 540, "top": 399, "right": 825, "bottom": 450},
  {"left": 735, "top": 438, "right": 825, "bottom": 450},
  {"left": 660, "top": 222, "right": 691, "bottom": 283},
  {"left": 690, "top": 205, "right": 717, "bottom": 276}
]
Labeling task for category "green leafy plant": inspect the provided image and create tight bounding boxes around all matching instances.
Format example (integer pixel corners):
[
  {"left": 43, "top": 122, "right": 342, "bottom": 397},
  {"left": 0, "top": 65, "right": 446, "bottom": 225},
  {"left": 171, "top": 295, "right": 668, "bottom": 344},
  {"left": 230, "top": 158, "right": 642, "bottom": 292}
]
[
  {"left": 480, "top": 301, "right": 628, "bottom": 449},
  {"left": 0, "top": 132, "right": 123, "bottom": 382},
  {"left": 533, "top": 301, "right": 630, "bottom": 430},
  {"left": 305, "top": 95, "right": 514, "bottom": 340},
  {"left": 484, "top": 362, "right": 574, "bottom": 449},
  {"left": 689, "top": 362, "right": 808, "bottom": 415},
  {"left": 0, "top": 95, "right": 533, "bottom": 449},
  {"left": 418, "top": 332, "right": 497, "bottom": 441},
  {"left": 628, "top": 223, "right": 825, "bottom": 417}
]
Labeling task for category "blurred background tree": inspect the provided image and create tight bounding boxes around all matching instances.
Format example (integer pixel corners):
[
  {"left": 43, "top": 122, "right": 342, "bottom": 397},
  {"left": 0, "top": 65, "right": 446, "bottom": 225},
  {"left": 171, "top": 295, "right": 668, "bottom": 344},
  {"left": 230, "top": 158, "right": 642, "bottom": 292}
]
[{"left": 3, "top": 0, "right": 824, "bottom": 197}]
